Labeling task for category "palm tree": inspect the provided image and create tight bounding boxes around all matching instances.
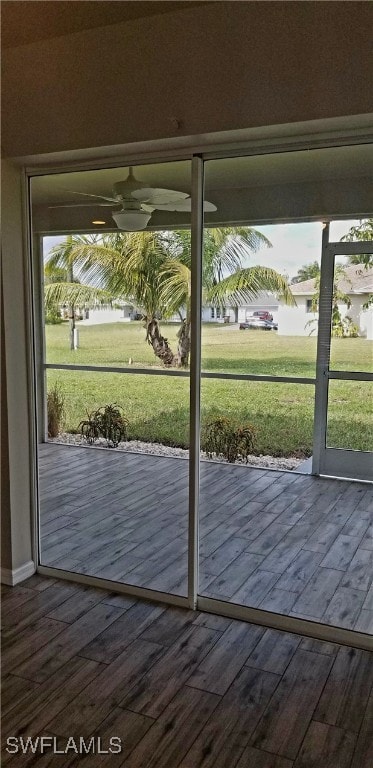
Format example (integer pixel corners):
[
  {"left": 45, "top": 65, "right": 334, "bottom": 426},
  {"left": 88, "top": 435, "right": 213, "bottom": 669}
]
[
  {"left": 45, "top": 227, "right": 294, "bottom": 366},
  {"left": 342, "top": 218, "right": 373, "bottom": 268},
  {"left": 47, "top": 231, "right": 182, "bottom": 363},
  {"left": 306, "top": 265, "right": 357, "bottom": 337},
  {"left": 159, "top": 227, "right": 294, "bottom": 365},
  {"left": 45, "top": 234, "right": 112, "bottom": 349},
  {"left": 291, "top": 261, "right": 320, "bottom": 284}
]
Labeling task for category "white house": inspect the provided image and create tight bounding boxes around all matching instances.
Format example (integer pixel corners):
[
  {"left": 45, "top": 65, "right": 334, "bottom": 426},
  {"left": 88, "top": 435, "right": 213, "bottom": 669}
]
[
  {"left": 278, "top": 264, "right": 373, "bottom": 338},
  {"left": 202, "top": 291, "right": 280, "bottom": 324},
  {"left": 77, "top": 302, "right": 135, "bottom": 325}
]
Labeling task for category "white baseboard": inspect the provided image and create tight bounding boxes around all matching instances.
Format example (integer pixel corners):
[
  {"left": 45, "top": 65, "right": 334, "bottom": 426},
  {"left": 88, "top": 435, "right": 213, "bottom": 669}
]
[{"left": 1, "top": 561, "right": 36, "bottom": 586}]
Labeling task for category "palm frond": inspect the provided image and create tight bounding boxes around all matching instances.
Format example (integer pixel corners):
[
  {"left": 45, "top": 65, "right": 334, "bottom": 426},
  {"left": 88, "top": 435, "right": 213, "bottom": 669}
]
[
  {"left": 44, "top": 282, "right": 111, "bottom": 309},
  {"left": 159, "top": 260, "right": 191, "bottom": 316},
  {"left": 207, "top": 266, "right": 295, "bottom": 306},
  {"left": 203, "top": 227, "right": 272, "bottom": 288}
]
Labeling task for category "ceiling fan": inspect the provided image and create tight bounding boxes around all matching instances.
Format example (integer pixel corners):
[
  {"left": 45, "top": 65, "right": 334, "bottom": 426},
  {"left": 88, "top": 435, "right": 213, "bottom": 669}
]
[{"left": 49, "top": 167, "right": 217, "bottom": 230}]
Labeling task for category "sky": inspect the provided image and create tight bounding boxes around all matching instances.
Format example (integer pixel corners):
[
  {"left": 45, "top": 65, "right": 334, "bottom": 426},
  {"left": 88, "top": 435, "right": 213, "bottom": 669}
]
[
  {"left": 240, "top": 220, "right": 360, "bottom": 279},
  {"left": 43, "top": 219, "right": 359, "bottom": 281}
]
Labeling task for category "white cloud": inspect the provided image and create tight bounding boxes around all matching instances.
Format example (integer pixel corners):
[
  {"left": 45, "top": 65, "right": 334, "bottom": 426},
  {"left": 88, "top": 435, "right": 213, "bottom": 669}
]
[{"left": 248, "top": 220, "right": 360, "bottom": 279}]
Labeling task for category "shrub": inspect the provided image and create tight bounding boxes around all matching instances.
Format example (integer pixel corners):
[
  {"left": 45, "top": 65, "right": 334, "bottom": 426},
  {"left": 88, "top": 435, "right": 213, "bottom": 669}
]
[
  {"left": 202, "top": 416, "right": 256, "bottom": 463},
  {"left": 331, "top": 315, "right": 359, "bottom": 338},
  {"left": 79, "top": 403, "right": 129, "bottom": 448},
  {"left": 45, "top": 308, "right": 63, "bottom": 325},
  {"left": 47, "top": 382, "right": 65, "bottom": 437}
]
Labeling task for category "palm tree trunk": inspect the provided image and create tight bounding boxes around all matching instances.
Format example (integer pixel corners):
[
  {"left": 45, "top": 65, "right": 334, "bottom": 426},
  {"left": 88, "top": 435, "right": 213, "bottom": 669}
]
[
  {"left": 176, "top": 317, "right": 191, "bottom": 367},
  {"left": 68, "top": 265, "right": 75, "bottom": 350},
  {"left": 69, "top": 312, "right": 75, "bottom": 351},
  {"left": 146, "top": 318, "right": 176, "bottom": 367}
]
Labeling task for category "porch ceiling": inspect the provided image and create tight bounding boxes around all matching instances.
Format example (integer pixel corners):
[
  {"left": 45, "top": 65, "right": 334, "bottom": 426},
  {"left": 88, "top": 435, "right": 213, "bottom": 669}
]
[{"left": 31, "top": 144, "right": 373, "bottom": 234}]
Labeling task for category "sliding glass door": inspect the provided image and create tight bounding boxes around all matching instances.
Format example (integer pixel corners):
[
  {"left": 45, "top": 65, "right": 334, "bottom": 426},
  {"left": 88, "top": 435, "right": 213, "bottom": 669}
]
[
  {"left": 30, "top": 140, "right": 372, "bottom": 643},
  {"left": 32, "top": 159, "right": 192, "bottom": 599},
  {"left": 197, "top": 145, "right": 372, "bottom": 637}
]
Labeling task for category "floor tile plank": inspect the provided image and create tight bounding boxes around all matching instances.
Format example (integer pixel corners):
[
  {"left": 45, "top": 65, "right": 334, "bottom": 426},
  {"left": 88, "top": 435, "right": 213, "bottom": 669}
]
[
  {"left": 293, "top": 721, "right": 356, "bottom": 768},
  {"left": 313, "top": 646, "right": 373, "bottom": 733},
  {"left": 246, "top": 628, "right": 301, "bottom": 675},
  {"left": 322, "top": 586, "right": 366, "bottom": 629},
  {"left": 251, "top": 650, "right": 332, "bottom": 760},
  {"left": 2, "top": 656, "right": 104, "bottom": 740},
  {"left": 320, "top": 534, "right": 363, "bottom": 571},
  {"left": 179, "top": 667, "right": 280, "bottom": 768},
  {"left": 122, "top": 686, "right": 220, "bottom": 768},
  {"left": 13, "top": 603, "right": 127, "bottom": 682},
  {"left": 46, "top": 639, "right": 164, "bottom": 737},
  {"left": 2, "top": 617, "right": 68, "bottom": 674},
  {"left": 350, "top": 691, "right": 373, "bottom": 768},
  {"left": 291, "top": 568, "right": 343, "bottom": 619},
  {"left": 119, "top": 626, "right": 221, "bottom": 718},
  {"left": 78, "top": 601, "right": 165, "bottom": 663},
  {"left": 186, "top": 622, "right": 264, "bottom": 695},
  {"left": 235, "top": 748, "right": 293, "bottom": 768}
]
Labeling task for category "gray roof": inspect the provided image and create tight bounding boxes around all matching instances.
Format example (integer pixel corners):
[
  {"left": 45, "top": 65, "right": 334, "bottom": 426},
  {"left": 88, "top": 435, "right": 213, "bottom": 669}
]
[{"left": 291, "top": 264, "right": 373, "bottom": 295}]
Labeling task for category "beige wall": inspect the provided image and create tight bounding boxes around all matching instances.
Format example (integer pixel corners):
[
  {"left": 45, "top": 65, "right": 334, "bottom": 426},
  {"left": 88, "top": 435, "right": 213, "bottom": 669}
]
[
  {"left": 1, "top": 278, "right": 12, "bottom": 570},
  {"left": 1, "top": 161, "right": 34, "bottom": 576},
  {"left": 2, "top": 2, "right": 373, "bottom": 157}
]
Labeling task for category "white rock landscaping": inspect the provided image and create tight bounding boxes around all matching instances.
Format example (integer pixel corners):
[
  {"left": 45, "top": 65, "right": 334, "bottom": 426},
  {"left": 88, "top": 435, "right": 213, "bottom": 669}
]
[{"left": 50, "top": 433, "right": 303, "bottom": 471}]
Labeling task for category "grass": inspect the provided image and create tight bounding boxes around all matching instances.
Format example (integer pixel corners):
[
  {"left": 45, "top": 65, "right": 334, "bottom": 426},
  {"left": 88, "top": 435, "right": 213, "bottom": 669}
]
[{"left": 45, "top": 321, "right": 373, "bottom": 456}]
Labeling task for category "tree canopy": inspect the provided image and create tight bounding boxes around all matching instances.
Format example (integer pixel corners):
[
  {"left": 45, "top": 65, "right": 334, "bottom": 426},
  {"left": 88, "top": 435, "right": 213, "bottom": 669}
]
[
  {"left": 291, "top": 261, "right": 320, "bottom": 284},
  {"left": 45, "top": 227, "right": 294, "bottom": 365},
  {"left": 342, "top": 218, "right": 373, "bottom": 268}
]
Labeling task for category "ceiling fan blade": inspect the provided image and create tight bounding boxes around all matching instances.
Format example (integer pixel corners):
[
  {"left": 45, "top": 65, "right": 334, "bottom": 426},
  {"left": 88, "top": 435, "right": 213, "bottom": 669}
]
[
  {"left": 203, "top": 200, "right": 217, "bottom": 212},
  {"left": 154, "top": 199, "right": 217, "bottom": 212},
  {"left": 47, "top": 202, "right": 116, "bottom": 209},
  {"left": 62, "top": 189, "right": 119, "bottom": 203},
  {"left": 131, "top": 188, "right": 189, "bottom": 204}
]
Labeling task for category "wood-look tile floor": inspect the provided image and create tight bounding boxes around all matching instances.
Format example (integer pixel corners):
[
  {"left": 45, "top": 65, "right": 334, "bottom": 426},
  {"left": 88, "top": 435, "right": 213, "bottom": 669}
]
[
  {"left": 1, "top": 576, "right": 373, "bottom": 767},
  {"left": 39, "top": 444, "right": 373, "bottom": 634}
]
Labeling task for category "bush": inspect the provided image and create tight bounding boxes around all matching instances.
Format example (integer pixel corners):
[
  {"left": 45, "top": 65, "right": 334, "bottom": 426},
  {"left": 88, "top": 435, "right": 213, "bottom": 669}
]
[
  {"left": 79, "top": 403, "right": 129, "bottom": 448},
  {"left": 45, "top": 308, "right": 63, "bottom": 325},
  {"left": 331, "top": 315, "right": 359, "bottom": 338},
  {"left": 202, "top": 416, "right": 256, "bottom": 463},
  {"left": 47, "top": 382, "right": 65, "bottom": 437}
]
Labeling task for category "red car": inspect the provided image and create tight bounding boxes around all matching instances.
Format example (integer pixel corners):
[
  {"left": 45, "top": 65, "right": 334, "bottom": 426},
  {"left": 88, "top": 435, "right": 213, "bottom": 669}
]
[{"left": 252, "top": 310, "right": 274, "bottom": 322}]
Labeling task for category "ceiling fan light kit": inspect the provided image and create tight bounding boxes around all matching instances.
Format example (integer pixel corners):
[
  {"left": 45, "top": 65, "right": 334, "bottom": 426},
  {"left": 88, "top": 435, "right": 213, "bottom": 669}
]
[{"left": 112, "top": 209, "right": 152, "bottom": 231}]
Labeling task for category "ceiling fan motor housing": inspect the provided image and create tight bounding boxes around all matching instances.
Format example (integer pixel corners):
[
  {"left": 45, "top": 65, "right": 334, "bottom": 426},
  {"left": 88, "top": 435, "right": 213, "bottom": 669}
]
[{"left": 113, "top": 172, "right": 145, "bottom": 199}]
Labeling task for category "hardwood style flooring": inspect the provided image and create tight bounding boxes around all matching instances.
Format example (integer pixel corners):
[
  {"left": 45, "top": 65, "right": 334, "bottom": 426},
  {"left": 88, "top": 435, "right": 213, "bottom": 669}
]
[
  {"left": 1, "top": 576, "right": 373, "bottom": 767},
  {"left": 39, "top": 444, "right": 373, "bottom": 634}
]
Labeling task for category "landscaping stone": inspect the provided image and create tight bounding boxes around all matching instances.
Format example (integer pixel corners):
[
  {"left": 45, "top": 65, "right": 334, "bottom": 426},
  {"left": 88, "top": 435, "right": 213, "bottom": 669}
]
[{"left": 50, "top": 433, "right": 303, "bottom": 471}]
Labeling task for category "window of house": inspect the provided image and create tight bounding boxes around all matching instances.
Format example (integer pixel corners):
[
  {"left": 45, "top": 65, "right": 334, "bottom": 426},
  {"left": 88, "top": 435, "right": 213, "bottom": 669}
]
[
  {"left": 306, "top": 299, "right": 314, "bottom": 313},
  {"left": 210, "top": 307, "right": 215, "bottom": 319}
]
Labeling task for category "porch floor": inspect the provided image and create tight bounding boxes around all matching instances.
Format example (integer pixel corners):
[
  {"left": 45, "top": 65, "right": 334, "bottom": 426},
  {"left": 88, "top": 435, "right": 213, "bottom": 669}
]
[{"left": 39, "top": 443, "right": 373, "bottom": 634}]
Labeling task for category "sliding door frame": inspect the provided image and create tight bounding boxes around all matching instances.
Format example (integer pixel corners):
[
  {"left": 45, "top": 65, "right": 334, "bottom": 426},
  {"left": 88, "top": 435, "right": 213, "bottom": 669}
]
[
  {"left": 313, "top": 236, "right": 373, "bottom": 480},
  {"left": 27, "top": 135, "right": 373, "bottom": 650}
]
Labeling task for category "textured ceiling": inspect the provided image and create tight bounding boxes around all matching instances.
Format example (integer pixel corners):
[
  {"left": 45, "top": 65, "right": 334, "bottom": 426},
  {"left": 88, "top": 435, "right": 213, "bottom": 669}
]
[{"left": 1, "top": 1, "right": 208, "bottom": 48}]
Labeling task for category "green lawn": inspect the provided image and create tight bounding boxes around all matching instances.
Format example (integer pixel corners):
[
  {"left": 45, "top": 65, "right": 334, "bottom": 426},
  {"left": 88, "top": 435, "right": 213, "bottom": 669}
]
[{"left": 46, "top": 322, "right": 373, "bottom": 456}]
